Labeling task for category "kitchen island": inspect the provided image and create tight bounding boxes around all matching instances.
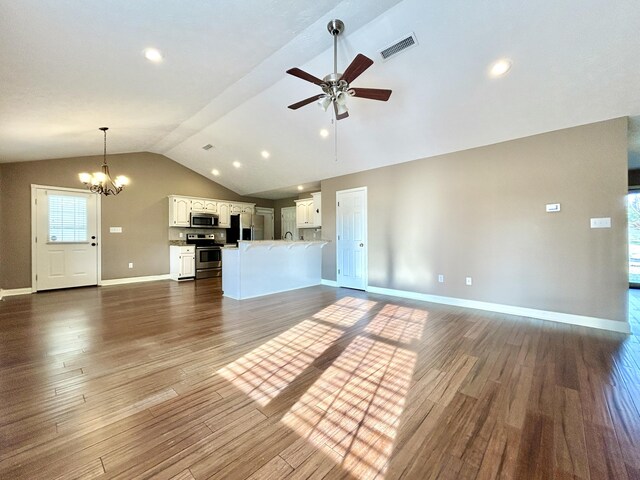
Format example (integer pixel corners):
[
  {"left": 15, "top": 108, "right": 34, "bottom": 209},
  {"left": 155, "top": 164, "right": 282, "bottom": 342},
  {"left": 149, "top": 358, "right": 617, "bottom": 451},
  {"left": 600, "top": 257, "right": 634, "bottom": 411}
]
[{"left": 222, "top": 240, "right": 328, "bottom": 300}]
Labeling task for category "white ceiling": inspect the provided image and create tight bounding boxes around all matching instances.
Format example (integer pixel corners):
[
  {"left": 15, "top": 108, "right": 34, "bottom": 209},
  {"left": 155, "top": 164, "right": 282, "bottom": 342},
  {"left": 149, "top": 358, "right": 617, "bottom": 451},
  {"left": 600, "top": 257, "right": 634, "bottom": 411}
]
[{"left": 2, "top": 0, "right": 640, "bottom": 198}]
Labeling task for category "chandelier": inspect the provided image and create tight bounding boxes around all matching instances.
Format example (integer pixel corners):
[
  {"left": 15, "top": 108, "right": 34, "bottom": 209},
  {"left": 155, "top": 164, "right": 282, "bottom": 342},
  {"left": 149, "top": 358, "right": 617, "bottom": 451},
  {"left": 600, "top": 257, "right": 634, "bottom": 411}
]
[{"left": 78, "top": 127, "right": 129, "bottom": 195}]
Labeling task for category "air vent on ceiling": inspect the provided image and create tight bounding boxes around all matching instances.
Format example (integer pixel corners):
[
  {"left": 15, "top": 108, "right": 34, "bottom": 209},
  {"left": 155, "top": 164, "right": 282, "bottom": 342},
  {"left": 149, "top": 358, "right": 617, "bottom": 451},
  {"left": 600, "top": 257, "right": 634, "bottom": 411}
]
[
  {"left": 379, "top": 32, "right": 418, "bottom": 61},
  {"left": 202, "top": 144, "right": 214, "bottom": 151}
]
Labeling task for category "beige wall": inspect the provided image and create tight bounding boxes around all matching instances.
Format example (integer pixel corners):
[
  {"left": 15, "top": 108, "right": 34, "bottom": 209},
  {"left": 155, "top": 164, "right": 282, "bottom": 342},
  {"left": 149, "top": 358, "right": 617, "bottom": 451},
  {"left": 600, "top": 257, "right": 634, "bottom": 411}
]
[
  {"left": 0, "top": 152, "right": 273, "bottom": 289},
  {"left": 321, "top": 118, "right": 629, "bottom": 323}
]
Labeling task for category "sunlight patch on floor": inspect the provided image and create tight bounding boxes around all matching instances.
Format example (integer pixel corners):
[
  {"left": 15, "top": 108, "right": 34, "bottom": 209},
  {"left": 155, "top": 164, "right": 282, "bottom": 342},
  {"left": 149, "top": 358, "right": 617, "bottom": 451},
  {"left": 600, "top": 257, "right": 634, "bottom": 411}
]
[
  {"left": 217, "top": 319, "right": 343, "bottom": 406},
  {"left": 313, "top": 297, "right": 378, "bottom": 327},
  {"left": 282, "top": 335, "right": 417, "bottom": 480},
  {"left": 364, "top": 304, "right": 427, "bottom": 343},
  {"left": 217, "top": 297, "right": 377, "bottom": 406}
]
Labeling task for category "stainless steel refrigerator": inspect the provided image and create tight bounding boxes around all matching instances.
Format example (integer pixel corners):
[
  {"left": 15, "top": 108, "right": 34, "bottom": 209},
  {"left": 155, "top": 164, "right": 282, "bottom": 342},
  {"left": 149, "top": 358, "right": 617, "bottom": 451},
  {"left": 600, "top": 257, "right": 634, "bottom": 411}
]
[{"left": 240, "top": 213, "right": 264, "bottom": 241}]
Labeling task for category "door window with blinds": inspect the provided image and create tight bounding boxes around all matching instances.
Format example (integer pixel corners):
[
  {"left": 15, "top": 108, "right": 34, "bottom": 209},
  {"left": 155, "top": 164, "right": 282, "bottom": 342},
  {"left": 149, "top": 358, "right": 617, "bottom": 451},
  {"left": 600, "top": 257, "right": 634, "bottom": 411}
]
[{"left": 48, "top": 194, "right": 88, "bottom": 242}]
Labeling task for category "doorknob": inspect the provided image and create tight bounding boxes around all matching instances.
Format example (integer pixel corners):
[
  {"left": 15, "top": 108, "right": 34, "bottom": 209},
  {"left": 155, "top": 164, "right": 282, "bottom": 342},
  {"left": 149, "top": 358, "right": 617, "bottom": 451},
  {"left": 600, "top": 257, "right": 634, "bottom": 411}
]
[
  {"left": 359, "top": 243, "right": 364, "bottom": 247},
  {"left": 91, "top": 235, "right": 96, "bottom": 240},
  {"left": 91, "top": 243, "right": 97, "bottom": 246}
]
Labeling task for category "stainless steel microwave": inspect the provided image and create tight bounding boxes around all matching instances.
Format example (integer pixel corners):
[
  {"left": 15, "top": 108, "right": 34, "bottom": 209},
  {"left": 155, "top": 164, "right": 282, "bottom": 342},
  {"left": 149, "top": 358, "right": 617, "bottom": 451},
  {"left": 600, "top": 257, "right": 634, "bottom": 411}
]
[{"left": 190, "top": 212, "right": 218, "bottom": 228}]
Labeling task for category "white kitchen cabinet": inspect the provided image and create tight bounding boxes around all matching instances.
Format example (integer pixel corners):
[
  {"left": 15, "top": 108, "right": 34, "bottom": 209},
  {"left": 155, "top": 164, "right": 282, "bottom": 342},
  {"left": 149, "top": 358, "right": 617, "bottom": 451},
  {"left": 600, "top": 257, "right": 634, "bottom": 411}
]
[
  {"left": 169, "top": 245, "right": 195, "bottom": 280},
  {"left": 169, "top": 196, "right": 254, "bottom": 227},
  {"left": 218, "top": 203, "right": 231, "bottom": 228},
  {"left": 295, "top": 199, "right": 315, "bottom": 228},
  {"left": 204, "top": 200, "right": 218, "bottom": 213},
  {"left": 311, "top": 192, "right": 321, "bottom": 227},
  {"left": 169, "top": 196, "right": 192, "bottom": 227},
  {"left": 191, "top": 198, "right": 205, "bottom": 212},
  {"left": 228, "top": 202, "right": 255, "bottom": 214},
  {"left": 191, "top": 198, "right": 218, "bottom": 214}
]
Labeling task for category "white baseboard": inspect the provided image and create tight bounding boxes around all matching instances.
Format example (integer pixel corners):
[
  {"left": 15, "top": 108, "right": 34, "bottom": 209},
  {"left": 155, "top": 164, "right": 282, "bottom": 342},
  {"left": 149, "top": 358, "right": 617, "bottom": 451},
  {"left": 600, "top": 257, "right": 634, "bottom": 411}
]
[
  {"left": 365, "top": 286, "right": 630, "bottom": 334},
  {"left": 321, "top": 279, "right": 338, "bottom": 287},
  {"left": 100, "top": 274, "right": 171, "bottom": 286},
  {"left": 0, "top": 287, "right": 32, "bottom": 300}
]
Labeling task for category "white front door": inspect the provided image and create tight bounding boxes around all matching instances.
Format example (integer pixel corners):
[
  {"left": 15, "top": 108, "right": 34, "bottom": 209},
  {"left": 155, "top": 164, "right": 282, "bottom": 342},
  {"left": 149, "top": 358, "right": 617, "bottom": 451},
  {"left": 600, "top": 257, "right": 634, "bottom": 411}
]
[
  {"left": 336, "top": 187, "right": 367, "bottom": 290},
  {"left": 33, "top": 186, "right": 100, "bottom": 291},
  {"left": 281, "top": 206, "right": 298, "bottom": 240}
]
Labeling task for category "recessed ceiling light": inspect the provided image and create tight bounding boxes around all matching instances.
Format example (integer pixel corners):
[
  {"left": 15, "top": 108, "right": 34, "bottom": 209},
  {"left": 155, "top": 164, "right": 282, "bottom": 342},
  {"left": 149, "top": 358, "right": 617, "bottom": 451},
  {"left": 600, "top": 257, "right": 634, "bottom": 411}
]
[
  {"left": 211, "top": 169, "right": 220, "bottom": 176},
  {"left": 489, "top": 59, "right": 512, "bottom": 77},
  {"left": 143, "top": 48, "right": 163, "bottom": 63},
  {"left": 261, "top": 150, "right": 270, "bottom": 159},
  {"left": 233, "top": 161, "right": 241, "bottom": 168},
  {"left": 319, "top": 129, "right": 329, "bottom": 138},
  {"left": 297, "top": 185, "right": 304, "bottom": 191}
]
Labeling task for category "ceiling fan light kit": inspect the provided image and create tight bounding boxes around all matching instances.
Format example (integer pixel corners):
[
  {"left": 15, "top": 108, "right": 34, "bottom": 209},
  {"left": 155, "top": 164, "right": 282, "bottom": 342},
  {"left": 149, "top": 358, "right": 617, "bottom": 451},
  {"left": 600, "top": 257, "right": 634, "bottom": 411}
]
[{"left": 286, "top": 19, "right": 392, "bottom": 120}]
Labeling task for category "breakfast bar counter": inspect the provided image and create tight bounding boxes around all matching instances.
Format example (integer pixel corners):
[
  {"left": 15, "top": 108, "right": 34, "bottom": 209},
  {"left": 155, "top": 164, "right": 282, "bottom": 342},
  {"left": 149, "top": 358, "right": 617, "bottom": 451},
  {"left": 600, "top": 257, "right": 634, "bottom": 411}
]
[{"left": 221, "top": 240, "right": 328, "bottom": 300}]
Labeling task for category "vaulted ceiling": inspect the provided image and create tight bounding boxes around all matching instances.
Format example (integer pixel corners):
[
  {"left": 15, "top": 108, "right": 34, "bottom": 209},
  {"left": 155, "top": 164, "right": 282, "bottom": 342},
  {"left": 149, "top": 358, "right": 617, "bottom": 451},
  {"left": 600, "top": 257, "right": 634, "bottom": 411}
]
[{"left": 2, "top": 0, "right": 640, "bottom": 198}]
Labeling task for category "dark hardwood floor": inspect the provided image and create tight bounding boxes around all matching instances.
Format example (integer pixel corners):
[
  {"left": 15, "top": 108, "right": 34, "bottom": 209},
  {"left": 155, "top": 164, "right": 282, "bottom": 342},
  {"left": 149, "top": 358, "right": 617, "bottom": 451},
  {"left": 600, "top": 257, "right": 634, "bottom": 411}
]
[{"left": 1, "top": 279, "right": 639, "bottom": 479}]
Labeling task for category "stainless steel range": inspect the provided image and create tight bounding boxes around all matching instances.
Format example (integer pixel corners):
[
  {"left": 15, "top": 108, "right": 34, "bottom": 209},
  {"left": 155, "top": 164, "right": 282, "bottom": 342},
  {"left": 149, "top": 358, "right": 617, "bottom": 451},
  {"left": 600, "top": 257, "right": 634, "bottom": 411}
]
[{"left": 186, "top": 234, "right": 223, "bottom": 279}]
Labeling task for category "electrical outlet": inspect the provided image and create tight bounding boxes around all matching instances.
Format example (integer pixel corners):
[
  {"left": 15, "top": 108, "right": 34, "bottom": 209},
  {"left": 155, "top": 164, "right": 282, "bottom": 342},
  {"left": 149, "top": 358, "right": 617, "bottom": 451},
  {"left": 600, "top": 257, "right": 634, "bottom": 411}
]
[
  {"left": 438, "top": 274, "right": 444, "bottom": 283},
  {"left": 128, "top": 262, "right": 133, "bottom": 269},
  {"left": 179, "top": 232, "right": 183, "bottom": 238},
  {"left": 465, "top": 277, "right": 472, "bottom": 286}
]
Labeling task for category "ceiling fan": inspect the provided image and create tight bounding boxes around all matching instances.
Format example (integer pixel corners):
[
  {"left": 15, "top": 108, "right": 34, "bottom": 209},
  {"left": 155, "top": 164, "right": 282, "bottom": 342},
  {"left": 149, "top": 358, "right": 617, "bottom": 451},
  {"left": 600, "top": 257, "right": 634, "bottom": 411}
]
[{"left": 286, "top": 19, "right": 392, "bottom": 120}]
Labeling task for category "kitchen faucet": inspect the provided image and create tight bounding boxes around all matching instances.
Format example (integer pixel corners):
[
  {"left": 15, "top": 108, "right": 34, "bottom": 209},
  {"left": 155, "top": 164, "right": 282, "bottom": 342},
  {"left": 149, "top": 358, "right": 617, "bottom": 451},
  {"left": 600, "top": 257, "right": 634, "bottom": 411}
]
[{"left": 284, "top": 231, "right": 293, "bottom": 240}]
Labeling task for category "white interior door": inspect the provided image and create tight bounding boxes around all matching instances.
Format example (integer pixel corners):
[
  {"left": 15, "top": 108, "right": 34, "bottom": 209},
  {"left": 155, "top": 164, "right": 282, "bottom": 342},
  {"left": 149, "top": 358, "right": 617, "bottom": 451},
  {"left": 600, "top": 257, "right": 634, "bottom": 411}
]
[
  {"left": 33, "top": 186, "right": 100, "bottom": 291},
  {"left": 256, "top": 207, "right": 275, "bottom": 240},
  {"left": 336, "top": 187, "right": 367, "bottom": 290},
  {"left": 281, "top": 206, "right": 298, "bottom": 240}
]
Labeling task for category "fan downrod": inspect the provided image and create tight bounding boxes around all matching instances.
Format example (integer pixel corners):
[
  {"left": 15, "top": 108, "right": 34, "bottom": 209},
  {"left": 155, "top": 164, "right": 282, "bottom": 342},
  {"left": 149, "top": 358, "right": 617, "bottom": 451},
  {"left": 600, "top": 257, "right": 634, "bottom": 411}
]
[{"left": 327, "top": 19, "right": 344, "bottom": 36}]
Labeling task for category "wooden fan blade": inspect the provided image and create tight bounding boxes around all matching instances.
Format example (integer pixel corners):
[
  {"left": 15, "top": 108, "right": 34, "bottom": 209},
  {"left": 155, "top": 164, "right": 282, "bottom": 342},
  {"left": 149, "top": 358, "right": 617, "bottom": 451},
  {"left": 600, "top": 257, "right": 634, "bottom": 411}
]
[
  {"left": 288, "top": 94, "right": 324, "bottom": 110},
  {"left": 341, "top": 54, "right": 374, "bottom": 84},
  {"left": 350, "top": 88, "right": 392, "bottom": 101},
  {"left": 333, "top": 101, "right": 349, "bottom": 120},
  {"left": 286, "top": 67, "right": 325, "bottom": 86}
]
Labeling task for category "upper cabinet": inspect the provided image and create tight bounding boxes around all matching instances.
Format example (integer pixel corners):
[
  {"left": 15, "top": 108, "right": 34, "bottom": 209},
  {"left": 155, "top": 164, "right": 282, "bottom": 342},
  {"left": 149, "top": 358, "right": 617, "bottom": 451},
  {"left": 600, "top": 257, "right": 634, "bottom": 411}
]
[
  {"left": 229, "top": 203, "right": 254, "bottom": 214},
  {"left": 192, "top": 198, "right": 218, "bottom": 214},
  {"left": 204, "top": 200, "right": 218, "bottom": 213},
  {"left": 295, "top": 199, "right": 312, "bottom": 227},
  {"left": 218, "top": 203, "right": 231, "bottom": 228},
  {"left": 311, "top": 192, "right": 322, "bottom": 228},
  {"left": 168, "top": 196, "right": 254, "bottom": 227},
  {"left": 295, "top": 193, "right": 321, "bottom": 228},
  {"left": 169, "top": 196, "right": 192, "bottom": 227}
]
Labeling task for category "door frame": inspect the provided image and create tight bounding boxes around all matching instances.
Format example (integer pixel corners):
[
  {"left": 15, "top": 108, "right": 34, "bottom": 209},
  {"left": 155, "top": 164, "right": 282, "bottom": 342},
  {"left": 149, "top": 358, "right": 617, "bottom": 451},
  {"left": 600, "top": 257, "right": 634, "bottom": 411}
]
[
  {"left": 256, "top": 207, "right": 275, "bottom": 240},
  {"left": 336, "top": 186, "right": 368, "bottom": 290},
  {"left": 280, "top": 206, "right": 298, "bottom": 240},
  {"left": 31, "top": 184, "right": 102, "bottom": 292}
]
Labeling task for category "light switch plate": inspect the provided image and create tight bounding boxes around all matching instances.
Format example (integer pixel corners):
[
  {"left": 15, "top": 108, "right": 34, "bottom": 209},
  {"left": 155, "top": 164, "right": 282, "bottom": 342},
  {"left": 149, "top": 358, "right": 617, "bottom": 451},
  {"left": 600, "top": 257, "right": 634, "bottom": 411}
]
[
  {"left": 590, "top": 217, "right": 611, "bottom": 229},
  {"left": 546, "top": 203, "right": 561, "bottom": 212},
  {"left": 110, "top": 227, "right": 123, "bottom": 233},
  {"left": 438, "top": 274, "right": 444, "bottom": 283}
]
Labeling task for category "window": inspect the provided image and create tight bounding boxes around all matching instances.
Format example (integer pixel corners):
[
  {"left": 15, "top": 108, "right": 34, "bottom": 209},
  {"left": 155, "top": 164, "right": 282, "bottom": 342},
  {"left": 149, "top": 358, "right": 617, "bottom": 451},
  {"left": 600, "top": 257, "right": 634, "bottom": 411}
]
[{"left": 48, "top": 194, "right": 88, "bottom": 242}]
